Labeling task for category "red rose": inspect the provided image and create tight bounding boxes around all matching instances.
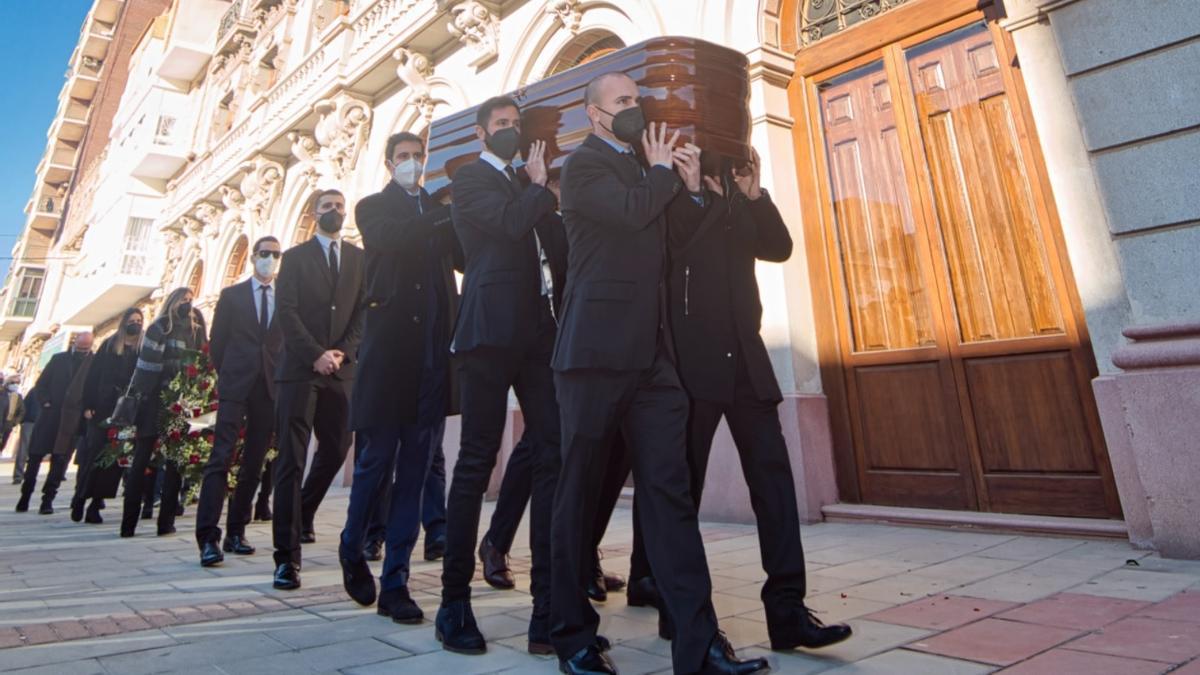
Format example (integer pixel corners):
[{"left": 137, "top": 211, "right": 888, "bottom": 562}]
[
  {"left": 188, "top": 430, "right": 201, "bottom": 439},
  {"left": 186, "top": 365, "right": 199, "bottom": 378},
  {"left": 210, "top": 401, "right": 219, "bottom": 411},
  {"left": 199, "top": 380, "right": 210, "bottom": 391},
  {"left": 171, "top": 403, "right": 183, "bottom": 413},
  {"left": 118, "top": 457, "right": 131, "bottom": 468},
  {"left": 192, "top": 407, "right": 203, "bottom": 417},
  {"left": 169, "top": 430, "right": 182, "bottom": 441},
  {"left": 189, "top": 454, "right": 200, "bottom": 465},
  {"left": 107, "top": 428, "right": 119, "bottom": 440}
]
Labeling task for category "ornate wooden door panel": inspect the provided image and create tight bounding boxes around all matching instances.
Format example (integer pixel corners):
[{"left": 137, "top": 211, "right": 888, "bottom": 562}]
[
  {"left": 817, "top": 61, "right": 976, "bottom": 509},
  {"left": 808, "top": 19, "right": 1121, "bottom": 517}
]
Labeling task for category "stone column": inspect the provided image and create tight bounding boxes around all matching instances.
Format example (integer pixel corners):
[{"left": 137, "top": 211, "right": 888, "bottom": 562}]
[{"left": 1093, "top": 325, "right": 1200, "bottom": 558}]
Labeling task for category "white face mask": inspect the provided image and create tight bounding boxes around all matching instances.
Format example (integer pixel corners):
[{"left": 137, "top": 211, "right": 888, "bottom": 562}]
[
  {"left": 391, "top": 158, "right": 423, "bottom": 192},
  {"left": 6, "top": 385, "right": 17, "bottom": 393},
  {"left": 254, "top": 255, "right": 280, "bottom": 279}
]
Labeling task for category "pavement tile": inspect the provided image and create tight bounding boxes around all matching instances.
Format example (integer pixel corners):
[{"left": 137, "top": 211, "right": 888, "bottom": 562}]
[
  {"left": 16, "top": 623, "right": 57, "bottom": 645},
  {"left": 908, "top": 618, "right": 1081, "bottom": 666},
  {"left": 96, "top": 632, "right": 290, "bottom": 675},
  {"left": 800, "top": 619, "right": 931, "bottom": 664},
  {"left": 996, "top": 592, "right": 1150, "bottom": 630},
  {"left": 805, "top": 591, "right": 896, "bottom": 624},
  {"left": 1071, "top": 569, "right": 1200, "bottom": 602},
  {"left": 1171, "top": 659, "right": 1200, "bottom": 675},
  {"left": 817, "top": 559, "right": 918, "bottom": 583},
  {"left": 344, "top": 641, "right": 532, "bottom": 674},
  {"left": 1135, "top": 590, "right": 1200, "bottom": 623},
  {"left": 47, "top": 620, "right": 90, "bottom": 641},
  {"left": 864, "top": 595, "right": 1018, "bottom": 630},
  {"left": 1063, "top": 617, "right": 1200, "bottom": 664},
  {"left": 998, "top": 648, "right": 1168, "bottom": 674},
  {"left": 975, "top": 537, "right": 1086, "bottom": 562},
  {"left": 822, "top": 649, "right": 995, "bottom": 674},
  {"left": 3, "top": 658, "right": 110, "bottom": 675},
  {"left": 842, "top": 573, "right": 960, "bottom": 604}
]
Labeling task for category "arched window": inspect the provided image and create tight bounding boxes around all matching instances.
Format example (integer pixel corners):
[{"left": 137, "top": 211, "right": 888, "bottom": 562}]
[
  {"left": 186, "top": 261, "right": 204, "bottom": 296},
  {"left": 545, "top": 31, "right": 626, "bottom": 77},
  {"left": 798, "top": 0, "right": 900, "bottom": 46},
  {"left": 293, "top": 189, "right": 325, "bottom": 245},
  {"left": 222, "top": 235, "right": 249, "bottom": 287}
]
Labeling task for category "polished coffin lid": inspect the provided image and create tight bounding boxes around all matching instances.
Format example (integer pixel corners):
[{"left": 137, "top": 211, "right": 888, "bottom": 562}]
[{"left": 424, "top": 36, "right": 751, "bottom": 200}]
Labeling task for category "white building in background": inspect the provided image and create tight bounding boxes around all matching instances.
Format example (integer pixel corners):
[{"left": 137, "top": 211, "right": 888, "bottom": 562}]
[{"left": 4, "top": 0, "right": 1199, "bottom": 557}]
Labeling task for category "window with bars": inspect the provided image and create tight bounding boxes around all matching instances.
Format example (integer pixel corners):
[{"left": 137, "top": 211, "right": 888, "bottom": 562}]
[
  {"left": 799, "top": 0, "right": 910, "bottom": 46},
  {"left": 121, "top": 217, "right": 154, "bottom": 275},
  {"left": 11, "top": 269, "right": 45, "bottom": 318}
]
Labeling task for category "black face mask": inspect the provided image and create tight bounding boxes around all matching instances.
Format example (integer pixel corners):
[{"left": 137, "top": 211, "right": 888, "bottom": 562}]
[
  {"left": 176, "top": 302, "right": 192, "bottom": 317},
  {"left": 598, "top": 106, "right": 647, "bottom": 145},
  {"left": 484, "top": 127, "right": 521, "bottom": 162},
  {"left": 317, "top": 210, "right": 344, "bottom": 234},
  {"left": 124, "top": 323, "right": 142, "bottom": 336}
]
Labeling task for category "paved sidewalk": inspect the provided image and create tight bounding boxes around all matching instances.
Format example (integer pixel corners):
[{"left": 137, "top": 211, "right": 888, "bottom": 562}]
[{"left": 1, "top": 469, "right": 1198, "bottom": 674}]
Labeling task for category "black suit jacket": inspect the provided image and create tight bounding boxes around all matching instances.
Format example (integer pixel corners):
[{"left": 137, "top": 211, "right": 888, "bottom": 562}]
[
  {"left": 451, "top": 157, "right": 565, "bottom": 352},
  {"left": 274, "top": 237, "right": 365, "bottom": 383},
  {"left": 211, "top": 278, "right": 285, "bottom": 401},
  {"left": 668, "top": 191, "right": 793, "bottom": 404},
  {"left": 351, "top": 181, "right": 463, "bottom": 429},
  {"left": 552, "top": 134, "right": 697, "bottom": 372}
]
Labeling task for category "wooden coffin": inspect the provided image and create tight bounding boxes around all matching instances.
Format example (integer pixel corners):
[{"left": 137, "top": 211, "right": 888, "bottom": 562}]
[{"left": 424, "top": 36, "right": 752, "bottom": 201}]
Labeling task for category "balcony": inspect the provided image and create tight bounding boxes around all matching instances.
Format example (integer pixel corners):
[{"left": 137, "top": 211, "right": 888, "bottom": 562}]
[
  {"left": 66, "top": 56, "right": 102, "bottom": 101},
  {"left": 81, "top": 15, "right": 115, "bottom": 61},
  {"left": 58, "top": 222, "right": 161, "bottom": 326},
  {"left": 52, "top": 98, "right": 91, "bottom": 143},
  {"left": 0, "top": 268, "right": 45, "bottom": 341},
  {"left": 40, "top": 144, "right": 78, "bottom": 184},
  {"left": 94, "top": 0, "right": 123, "bottom": 25},
  {"left": 130, "top": 112, "right": 190, "bottom": 179},
  {"left": 215, "top": 0, "right": 256, "bottom": 57},
  {"left": 27, "top": 194, "right": 64, "bottom": 235},
  {"left": 160, "top": 0, "right": 228, "bottom": 81}
]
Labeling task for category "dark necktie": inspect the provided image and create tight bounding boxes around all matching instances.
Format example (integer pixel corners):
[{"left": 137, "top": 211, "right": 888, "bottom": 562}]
[
  {"left": 328, "top": 241, "right": 339, "bottom": 282},
  {"left": 259, "top": 284, "right": 270, "bottom": 333},
  {"left": 503, "top": 165, "right": 521, "bottom": 196},
  {"left": 623, "top": 151, "right": 644, "bottom": 178}
]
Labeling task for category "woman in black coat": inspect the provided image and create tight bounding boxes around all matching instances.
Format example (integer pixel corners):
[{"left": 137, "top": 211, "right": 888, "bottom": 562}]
[
  {"left": 74, "top": 307, "right": 144, "bottom": 524},
  {"left": 119, "top": 288, "right": 208, "bottom": 537}
]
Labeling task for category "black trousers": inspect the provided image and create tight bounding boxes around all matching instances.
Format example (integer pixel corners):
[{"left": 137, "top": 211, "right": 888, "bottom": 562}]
[
  {"left": 70, "top": 433, "right": 97, "bottom": 507},
  {"left": 443, "top": 316, "right": 561, "bottom": 620},
  {"left": 256, "top": 460, "right": 273, "bottom": 512},
  {"left": 273, "top": 375, "right": 351, "bottom": 567},
  {"left": 552, "top": 351, "right": 718, "bottom": 673},
  {"left": 482, "top": 431, "right": 533, "bottom": 554},
  {"left": 122, "top": 436, "right": 182, "bottom": 533},
  {"left": 78, "top": 421, "right": 121, "bottom": 502},
  {"left": 20, "top": 452, "right": 71, "bottom": 504},
  {"left": 195, "top": 376, "right": 274, "bottom": 545}
]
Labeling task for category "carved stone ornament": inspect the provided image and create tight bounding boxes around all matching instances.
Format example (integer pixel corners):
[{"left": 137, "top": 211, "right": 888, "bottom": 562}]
[
  {"left": 193, "top": 202, "right": 223, "bottom": 240},
  {"left": 238, "top": 156, "right": 285, "bottom": 226},
  {"left": 447, "top": 1, "right": 500, "bottom": 66},
  {"left": 546, "top": 0, "right": 582, "bottom": 34},
  {"left": 160, "top": 231, "right": 186, "bottom": 287},
  {"left": 311, "top": 93, "right": 373, "bottom": 180},
  {"left": 393, "top": 47, "right": 434, "bottom": 98}
]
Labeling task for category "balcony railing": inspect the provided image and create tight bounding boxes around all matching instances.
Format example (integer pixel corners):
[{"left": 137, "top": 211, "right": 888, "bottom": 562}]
[{"left": 218, "top": 0, "right": 246, "bottom": 42}]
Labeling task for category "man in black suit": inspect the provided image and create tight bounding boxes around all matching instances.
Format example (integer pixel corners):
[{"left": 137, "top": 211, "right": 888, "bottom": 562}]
[
  {"left": 17, "top": 333, "right": 94, "bottom": 515},
  {"left": 435, "top": 96, "right": 566, "bottom": 656},
  {"left": 550, "top": 72, "right": 766, "bottom": 675},
  {"left": 271, "top": 189, "right": 364, "bottom": 590},
  {"left": 338, "top": 131, "right": 461, "bottom": 623},
  {"left": 626, "top": 148, "right": 851, "bottom": 651},
  {"left": 195, "top": 236, "right": 284, "bottom": 567}
]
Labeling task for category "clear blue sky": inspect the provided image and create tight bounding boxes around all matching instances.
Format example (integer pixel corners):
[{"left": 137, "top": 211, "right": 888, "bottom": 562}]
[{"left": 0, "top": 0, "right": 92, "bottom": 281}]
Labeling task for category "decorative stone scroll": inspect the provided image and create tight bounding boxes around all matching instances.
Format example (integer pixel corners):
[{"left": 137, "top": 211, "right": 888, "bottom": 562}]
[
  {"left": 546, "top": 0, "right": 582, "bottom": 35},
  {"left": 447, "top": 1, "right": 500, "bottom": 67}
]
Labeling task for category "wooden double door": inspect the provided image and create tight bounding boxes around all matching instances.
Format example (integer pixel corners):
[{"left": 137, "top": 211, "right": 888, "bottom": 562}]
[{"left": 800, "top": 18, "right": 1121, "bottom": 517}]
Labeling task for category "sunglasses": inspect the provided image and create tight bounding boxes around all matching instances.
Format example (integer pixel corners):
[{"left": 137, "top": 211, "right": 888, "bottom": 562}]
[{"left": 256, "top": 250, "right": 282, "bottom": 259}]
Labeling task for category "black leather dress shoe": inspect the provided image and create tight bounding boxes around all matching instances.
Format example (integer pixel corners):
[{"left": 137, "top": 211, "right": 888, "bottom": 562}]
[
  {"left": 223, "top": 535, "right": 256, "bottom": 555},
  {"left": 14, "top": 494, "right": 29, "bottom": 512},
  {"left": 659, "top": 607, "right": 674, "bottom": 641},
  {"left": 157, "top": 525, "right": 176, "bottom": 536},
  {"left": 528, "top": 613, "right": 553, "bottom": 655},
  {"left": 300, "top": 531, "right": 316, "bottom": 544},
  {"left": 602, "top": 569, "right": 626, "bottom": 593},
  {"left": 596, "top": 635, "right": 611, "bottom": 652},
  {"left": 478, "top": 537, "right": 514, "bottom": 590},
  {"left": 627, "top": 576, "right": 661, "bottom": 609},
  {"left": 768, "top": 606, "right": 852, "bottom": 651},
  {"left": 435, "top": 599, "right": 486, "bottom": 654},
  {"left": 424, "top": 535, "right": 446, "bottom": 561},
  {"left": 340, "top": 556, "right": 377, "bottom": 606},
  {"left": 364, "top": 539, "right": 383, "bottom": 561},
  {"left": 699, "top": 631, "right": 770, "bottom": 675},
  {"left": 559, "top": 644, "right": 616, "bottom": 674},
  {"left": 141, "top": 505, "right": 153, "bottom": 520},
  {"left": 273, "top": 563, "right": 301, "bottom": 590},
  {"left": 200, "top": 541, "right": 224, "bottom": 567},
  {"left": 378, "top": 587, "right": 423, "bottom": 624},
  {"left": 70, "top": 499, "right": 85, "bottom": 522},
  {"left": 84, "top": 504, "right": 104, "bottom": 524},
  {"left": 38, "top": 501, "right": 54, "bottom": 515},
  {"left": 586, "top": 569, "right": 608, "bottom": 603}
]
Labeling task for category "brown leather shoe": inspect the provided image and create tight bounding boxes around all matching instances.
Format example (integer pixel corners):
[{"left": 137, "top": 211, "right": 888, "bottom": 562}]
[{"left": 477, "top": 537, "right": 514, "bottom": 590}]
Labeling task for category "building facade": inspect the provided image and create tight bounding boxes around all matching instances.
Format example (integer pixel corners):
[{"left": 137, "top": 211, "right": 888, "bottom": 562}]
[{"left": 3, "top": 0, "right": 1196, "bottom": 556}]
